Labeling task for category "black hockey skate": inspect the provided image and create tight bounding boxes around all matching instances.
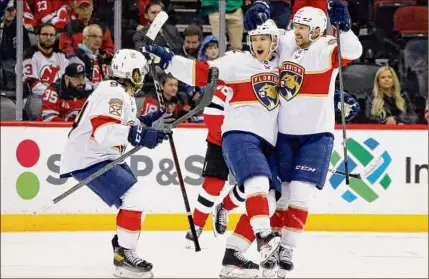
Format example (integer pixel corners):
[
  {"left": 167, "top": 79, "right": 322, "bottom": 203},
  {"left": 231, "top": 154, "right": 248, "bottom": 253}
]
[
  {"left": 256, "top": 231, "right": 281, "bottom": 265},
  {"left": 219, "top": 248, "right": 259, "bottom": 278},
  {"left": 212, "top": 202, "right": 229, "bottom": 236},
  {"left": 184, "top": 225, "right": 203, "bottom": 249},
  {"left": 111, "top": 235, "right": 154, "bottom": 278},
  {"left": 262, "top": 247, "right": 280, "bottom": 277},
  {"left": 277, "top": 245, "right": 294, "bottom": 278}
]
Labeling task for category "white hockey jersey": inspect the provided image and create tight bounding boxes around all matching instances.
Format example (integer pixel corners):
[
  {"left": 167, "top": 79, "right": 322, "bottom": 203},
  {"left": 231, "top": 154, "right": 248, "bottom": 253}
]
[
  {"left": 22, "top": 45, "right": 69, "bottom": 96},
  {"left": 166, "top": 51, "right": 280, "bottom": 146},
  {"left": 277, "top": 30, "right": 362, "bottom": 135},
  {"left": 60, "top": 80, "right": 138, "bottom": 177}
]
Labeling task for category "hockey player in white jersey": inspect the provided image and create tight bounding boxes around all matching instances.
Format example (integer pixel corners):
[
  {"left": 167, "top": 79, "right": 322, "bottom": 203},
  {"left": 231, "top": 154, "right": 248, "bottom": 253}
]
[
  {"left": 143, "top": 20, "right": 283, "bottom": 276},
  {"left": 60, "top": 49, "right": 169, "bottom": 278},
  {"left": 244, "top": 1, "right": 362, "bottom": 277}
]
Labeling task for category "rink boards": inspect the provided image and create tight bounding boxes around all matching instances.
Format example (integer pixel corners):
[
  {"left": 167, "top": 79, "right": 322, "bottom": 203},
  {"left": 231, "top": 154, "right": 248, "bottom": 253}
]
[{"left": 1, "top": 122, "right": 428, "bottom": 232}]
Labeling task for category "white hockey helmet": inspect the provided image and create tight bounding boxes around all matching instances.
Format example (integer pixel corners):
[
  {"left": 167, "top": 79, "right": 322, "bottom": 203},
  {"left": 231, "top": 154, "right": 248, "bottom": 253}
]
[
  {"left": 293, "top": 6, "right": 327, "bottom": 35},
  {"left": 247, "top": 19, "right": 280, "bottom": 59},
  {"left": 111, "top": 49, "right": 149, "bottom": 87}
]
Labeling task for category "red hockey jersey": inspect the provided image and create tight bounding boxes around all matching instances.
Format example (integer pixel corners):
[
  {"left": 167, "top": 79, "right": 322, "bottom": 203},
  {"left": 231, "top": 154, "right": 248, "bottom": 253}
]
[
  {"left": 33, "top": 0, "right": 71, "bottom": 29},
  {"left": 40, "top": 81, "right": 87, "bottom": 122}
]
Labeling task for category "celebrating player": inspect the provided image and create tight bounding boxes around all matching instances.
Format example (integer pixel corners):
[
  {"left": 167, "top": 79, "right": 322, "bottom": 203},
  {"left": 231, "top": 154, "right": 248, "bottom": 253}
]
[
  {"left": 142, "top": 20, "right": 283, "bottom": 275},
  {"left": 59, "top": 49, "right": 169, "bottom": 278},
  {"left": 244, "top": 1, "right": 362, "bottom": 277}
]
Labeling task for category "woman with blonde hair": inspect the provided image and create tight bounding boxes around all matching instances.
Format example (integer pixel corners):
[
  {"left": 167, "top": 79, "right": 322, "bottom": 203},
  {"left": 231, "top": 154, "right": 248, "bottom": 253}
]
[{"left": 367, "top": 66, "right": 416, "bottom": 124}]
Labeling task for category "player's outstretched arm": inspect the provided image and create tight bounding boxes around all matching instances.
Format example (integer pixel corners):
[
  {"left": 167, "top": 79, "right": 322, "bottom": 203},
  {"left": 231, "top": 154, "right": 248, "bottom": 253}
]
[{"left": 141, "top": 45, "right": 232, "bottom": 86}]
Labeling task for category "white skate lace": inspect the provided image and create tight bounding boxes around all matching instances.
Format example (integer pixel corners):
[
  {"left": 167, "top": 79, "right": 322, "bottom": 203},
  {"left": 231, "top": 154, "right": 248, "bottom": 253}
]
[
  {"left": 218, "top": 205, "right": 228, "bottom": 226},
  {"left": 234, "top": 251, "right": 249, "bottom": 264},
  {"left": 124, "top": 249, "right": 144, "bottom": 266},
  {"left": 279, "top": 247, "right": 293, "bottom": 262}
]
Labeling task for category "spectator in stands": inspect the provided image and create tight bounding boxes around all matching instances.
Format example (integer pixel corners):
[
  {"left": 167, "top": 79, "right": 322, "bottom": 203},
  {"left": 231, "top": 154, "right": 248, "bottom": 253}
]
[
  {"left": 367, "top": 66, "right": 417, "bottom": 124},
  {"left": 0, "top": 0, "right": 31, "bottom": 91},
  {"left": 60, "top": 0, "right": 114, "bottom": 59},
  {"left": 32, "top": 0, "right": 70, "bottom": 31},
  {"left": 40, "top": 63, "right": 92, "bottom": 121},
  {"left": 22, "top": 23, "right": 69, "bottom": 120},
  {"left": 67, "top": 24, "right": 109, "bottom": 87},
  {"left": 182, "top": 24, "right": 203, "bottom": 59},
  {"left": 201, "top": 0, "right": 243, "bottom": 50},
  {"left": 133, "top": 0, "right": 183, "bottom": 54},
  {"left": 140, "top": 73, "right": 190, "bottom": 125},
  {"left": 425, "top": 100, "right": 428, "bottom": 123}
]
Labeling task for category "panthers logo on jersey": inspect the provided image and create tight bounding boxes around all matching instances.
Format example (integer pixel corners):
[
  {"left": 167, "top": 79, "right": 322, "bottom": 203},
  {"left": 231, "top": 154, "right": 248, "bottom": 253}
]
[
  {"left": 251, "top": 73, "right": 279, "bottom": 111},
  {"left": 279, "top": 62, "right": 305, "bottom": 101}
]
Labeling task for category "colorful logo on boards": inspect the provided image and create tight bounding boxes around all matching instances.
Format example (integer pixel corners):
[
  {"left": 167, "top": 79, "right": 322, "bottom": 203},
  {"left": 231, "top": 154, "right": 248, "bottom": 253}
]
[
  {"left": 329, "top": 138, "right": 392, "bottom": 203},
  {"left": 15, "top": 140, "right": 41, "bottom": 200}
]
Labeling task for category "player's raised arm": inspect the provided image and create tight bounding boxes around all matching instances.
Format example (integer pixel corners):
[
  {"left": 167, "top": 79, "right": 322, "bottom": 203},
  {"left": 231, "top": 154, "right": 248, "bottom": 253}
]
[
  {"left": 141, "top": 45, "right": 233, "bottom": 87},
  {"left": 327, "top": 0, "right": 363, "bottom": 63}
]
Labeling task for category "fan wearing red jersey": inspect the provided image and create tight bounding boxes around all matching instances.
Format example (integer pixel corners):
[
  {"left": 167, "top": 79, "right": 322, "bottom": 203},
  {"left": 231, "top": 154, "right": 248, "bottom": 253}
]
[{"left": 40, "top": 63, "right": 91, "bottom": 122}]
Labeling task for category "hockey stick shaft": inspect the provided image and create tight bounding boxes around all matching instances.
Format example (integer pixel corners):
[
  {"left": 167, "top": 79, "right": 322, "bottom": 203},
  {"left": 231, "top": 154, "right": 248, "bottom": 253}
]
[
  {"left": 335, "top": 24, "right": 350, "bottom": 185},
  {"left": 33, "top": 76, "right": 217, "bottom": 216}
]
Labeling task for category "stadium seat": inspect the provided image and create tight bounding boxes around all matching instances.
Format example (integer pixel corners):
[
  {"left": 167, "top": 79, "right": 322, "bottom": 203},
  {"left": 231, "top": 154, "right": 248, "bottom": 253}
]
[
  {"left": 373, "top": 0, "right": 415, "bottom": 34},
  {"left": 0, "top": 96, "right": 16, "bottom": 120},
  {"left": 341, "top": 64, "right": 381, "bottom": 99},
  {"left": 394, "top": 6, "right": 428, "bottom": 37},
  {"left": 401, "top": 39, "right": 428, "bottom": 97},
  {"left": 24, "top": 94, "right": 42, "bottom": 121}
]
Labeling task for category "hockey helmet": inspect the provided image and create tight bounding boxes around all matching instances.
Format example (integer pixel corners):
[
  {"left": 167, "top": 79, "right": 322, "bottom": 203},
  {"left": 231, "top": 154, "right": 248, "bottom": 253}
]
[
  {"left": 247, "top": 19, "right": 280, "bottom": 59},
  {"left": 293, "top": 6, "right": 327, "bottom": 35},
  {"left": 111, "top": 49, "right": 149, "bottom": 87}
]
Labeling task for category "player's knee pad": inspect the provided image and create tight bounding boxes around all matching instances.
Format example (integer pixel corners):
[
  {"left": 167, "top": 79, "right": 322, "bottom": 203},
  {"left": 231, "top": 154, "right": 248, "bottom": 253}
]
[
  {"left": 120, "top": 183, "right": 146, "bottom": 211},
  {"left": 276, "top": 182, "right": 290, "bottom": 210},
  {"left": 288, "top": 180, "right": 316, "bottom": 209},
  {"left": 244, "top": 176, "right": 269, "bottom": 198}
]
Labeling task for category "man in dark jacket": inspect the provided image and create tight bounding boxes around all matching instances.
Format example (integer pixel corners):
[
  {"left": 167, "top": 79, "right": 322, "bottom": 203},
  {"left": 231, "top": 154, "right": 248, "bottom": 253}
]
[{"left": 0, "top": 0, "right": 31, "bottom": 91}]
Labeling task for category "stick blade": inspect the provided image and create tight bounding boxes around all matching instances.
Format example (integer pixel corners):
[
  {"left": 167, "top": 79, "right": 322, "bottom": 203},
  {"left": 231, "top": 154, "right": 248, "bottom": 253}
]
[{"left": 146, "top": 11, "right": 169, "bottom": 41}]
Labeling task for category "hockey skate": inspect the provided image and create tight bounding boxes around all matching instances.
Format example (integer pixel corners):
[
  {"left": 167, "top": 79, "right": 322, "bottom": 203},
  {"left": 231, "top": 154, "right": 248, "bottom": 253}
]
[
  {"left": 262, "top": 248, "right": 280, "bottom": 277},
  {"left": 277, "top": 245, "right": 294, "bottom": 278},
  {"left": 111, "top": 235, "right": 154, "bottom": 278},
  {"left": 184, "top": 225, "right": 203, "bottom": 249},
  {"left": 212, "top": 202, "right": 229, "bottom": 236},
  {"left": 256, "top": 231, "right": 281, "bottom": 266},
  {"left": 219, "top": 248, "right": 259, "bottom": 278}
]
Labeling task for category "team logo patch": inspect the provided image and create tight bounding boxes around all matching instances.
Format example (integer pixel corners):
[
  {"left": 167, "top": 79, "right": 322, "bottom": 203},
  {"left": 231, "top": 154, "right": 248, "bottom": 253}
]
[
  {"left": 109, "top": 98, "right": 123, "bottom": 117},
  {"left": 279, "top": 62, "right": 305, "bottom": 101},
  {"left": 251, "top": 73, "right": 279, "bottom": 111}
]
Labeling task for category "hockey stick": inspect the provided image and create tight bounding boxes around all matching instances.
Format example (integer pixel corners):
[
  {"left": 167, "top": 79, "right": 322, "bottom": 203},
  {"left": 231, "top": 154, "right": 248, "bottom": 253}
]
[
  {"left": 329, "top": 155, "right": 384, "bottom": 180},
  {"left": 335, "top": 23, "right": 350, "bottom": 185},
  {"left": 33, "top": 70, "right": 218, "bottom": 216}
]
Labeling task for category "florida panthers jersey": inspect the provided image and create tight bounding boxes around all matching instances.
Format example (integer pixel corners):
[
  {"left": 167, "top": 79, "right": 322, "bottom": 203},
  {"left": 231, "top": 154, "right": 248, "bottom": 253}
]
[
  {"left": 166, "top": 51, "right": 280, "bottom": 146},
  {"left": 40, "top": 81, "right": 88, "bottom": 122},
  {"left": 203, "top": 85, "right": 230, "bottom": 146},
  {"left": 277, "top": 30, "right": 362, "bottom": 135},
  {"left": 60, "top": 80, "right": 138, "bottom": 177},
  {"left": 22, "top": 46, "right": 69, "bottom": 96}
]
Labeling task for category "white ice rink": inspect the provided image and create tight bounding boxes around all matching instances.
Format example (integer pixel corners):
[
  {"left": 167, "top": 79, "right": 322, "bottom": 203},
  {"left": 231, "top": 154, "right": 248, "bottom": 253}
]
[{"left": 1, "top": 231, "right": 428, "bottom": 278}]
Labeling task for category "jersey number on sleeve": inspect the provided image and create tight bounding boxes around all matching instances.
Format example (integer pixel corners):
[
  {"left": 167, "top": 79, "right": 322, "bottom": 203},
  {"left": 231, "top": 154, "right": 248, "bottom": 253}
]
[{"left": 43, "top": 90, "right": 58, "bottom": 103}]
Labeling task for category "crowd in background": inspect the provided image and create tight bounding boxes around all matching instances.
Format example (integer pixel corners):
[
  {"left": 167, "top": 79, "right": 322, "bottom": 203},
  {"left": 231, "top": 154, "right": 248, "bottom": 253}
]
[{"left": 0, "top": 0, "right": 428, "bottom": 124}]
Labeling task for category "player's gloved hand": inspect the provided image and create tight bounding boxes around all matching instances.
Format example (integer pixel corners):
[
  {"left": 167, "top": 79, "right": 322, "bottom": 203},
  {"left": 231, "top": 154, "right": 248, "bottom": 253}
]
[
  {"left": 128, "top": 125, "right": 168, "bottom": 149},
  {"left": 138, "top": 108, "right": 166, "bottom": 127},
  {"left": 141, "top": 45, "right": 174, "bottom": 70},
  {"left": 328, "top": 0, "right": 351, "bottom": 32},
  {"left": 334, "top": 90, "right": 360, "bottom": 121},
  {"left": 244, "top": 1, "right": 271, "bottom": 31}
]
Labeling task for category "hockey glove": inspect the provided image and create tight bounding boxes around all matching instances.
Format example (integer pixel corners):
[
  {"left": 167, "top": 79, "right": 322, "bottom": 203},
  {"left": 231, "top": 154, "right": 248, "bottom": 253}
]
[
  {"left": 138, "top": 108, "right": 166, "bottom": 127},
  {"left": 334, "top": 90, "right": 360, "bottom": 121},
  {"left": 141, "top": 45, "right": 174, "bottom": 70},
  {"left": 328, "top": 0, "right": 351, "bottom": 32},
  {"left": 128, "top": 125, "right": 169, "bottom": 149},
  {"left": 244, "top": 1, "right": 271, "bottom": 31}
]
